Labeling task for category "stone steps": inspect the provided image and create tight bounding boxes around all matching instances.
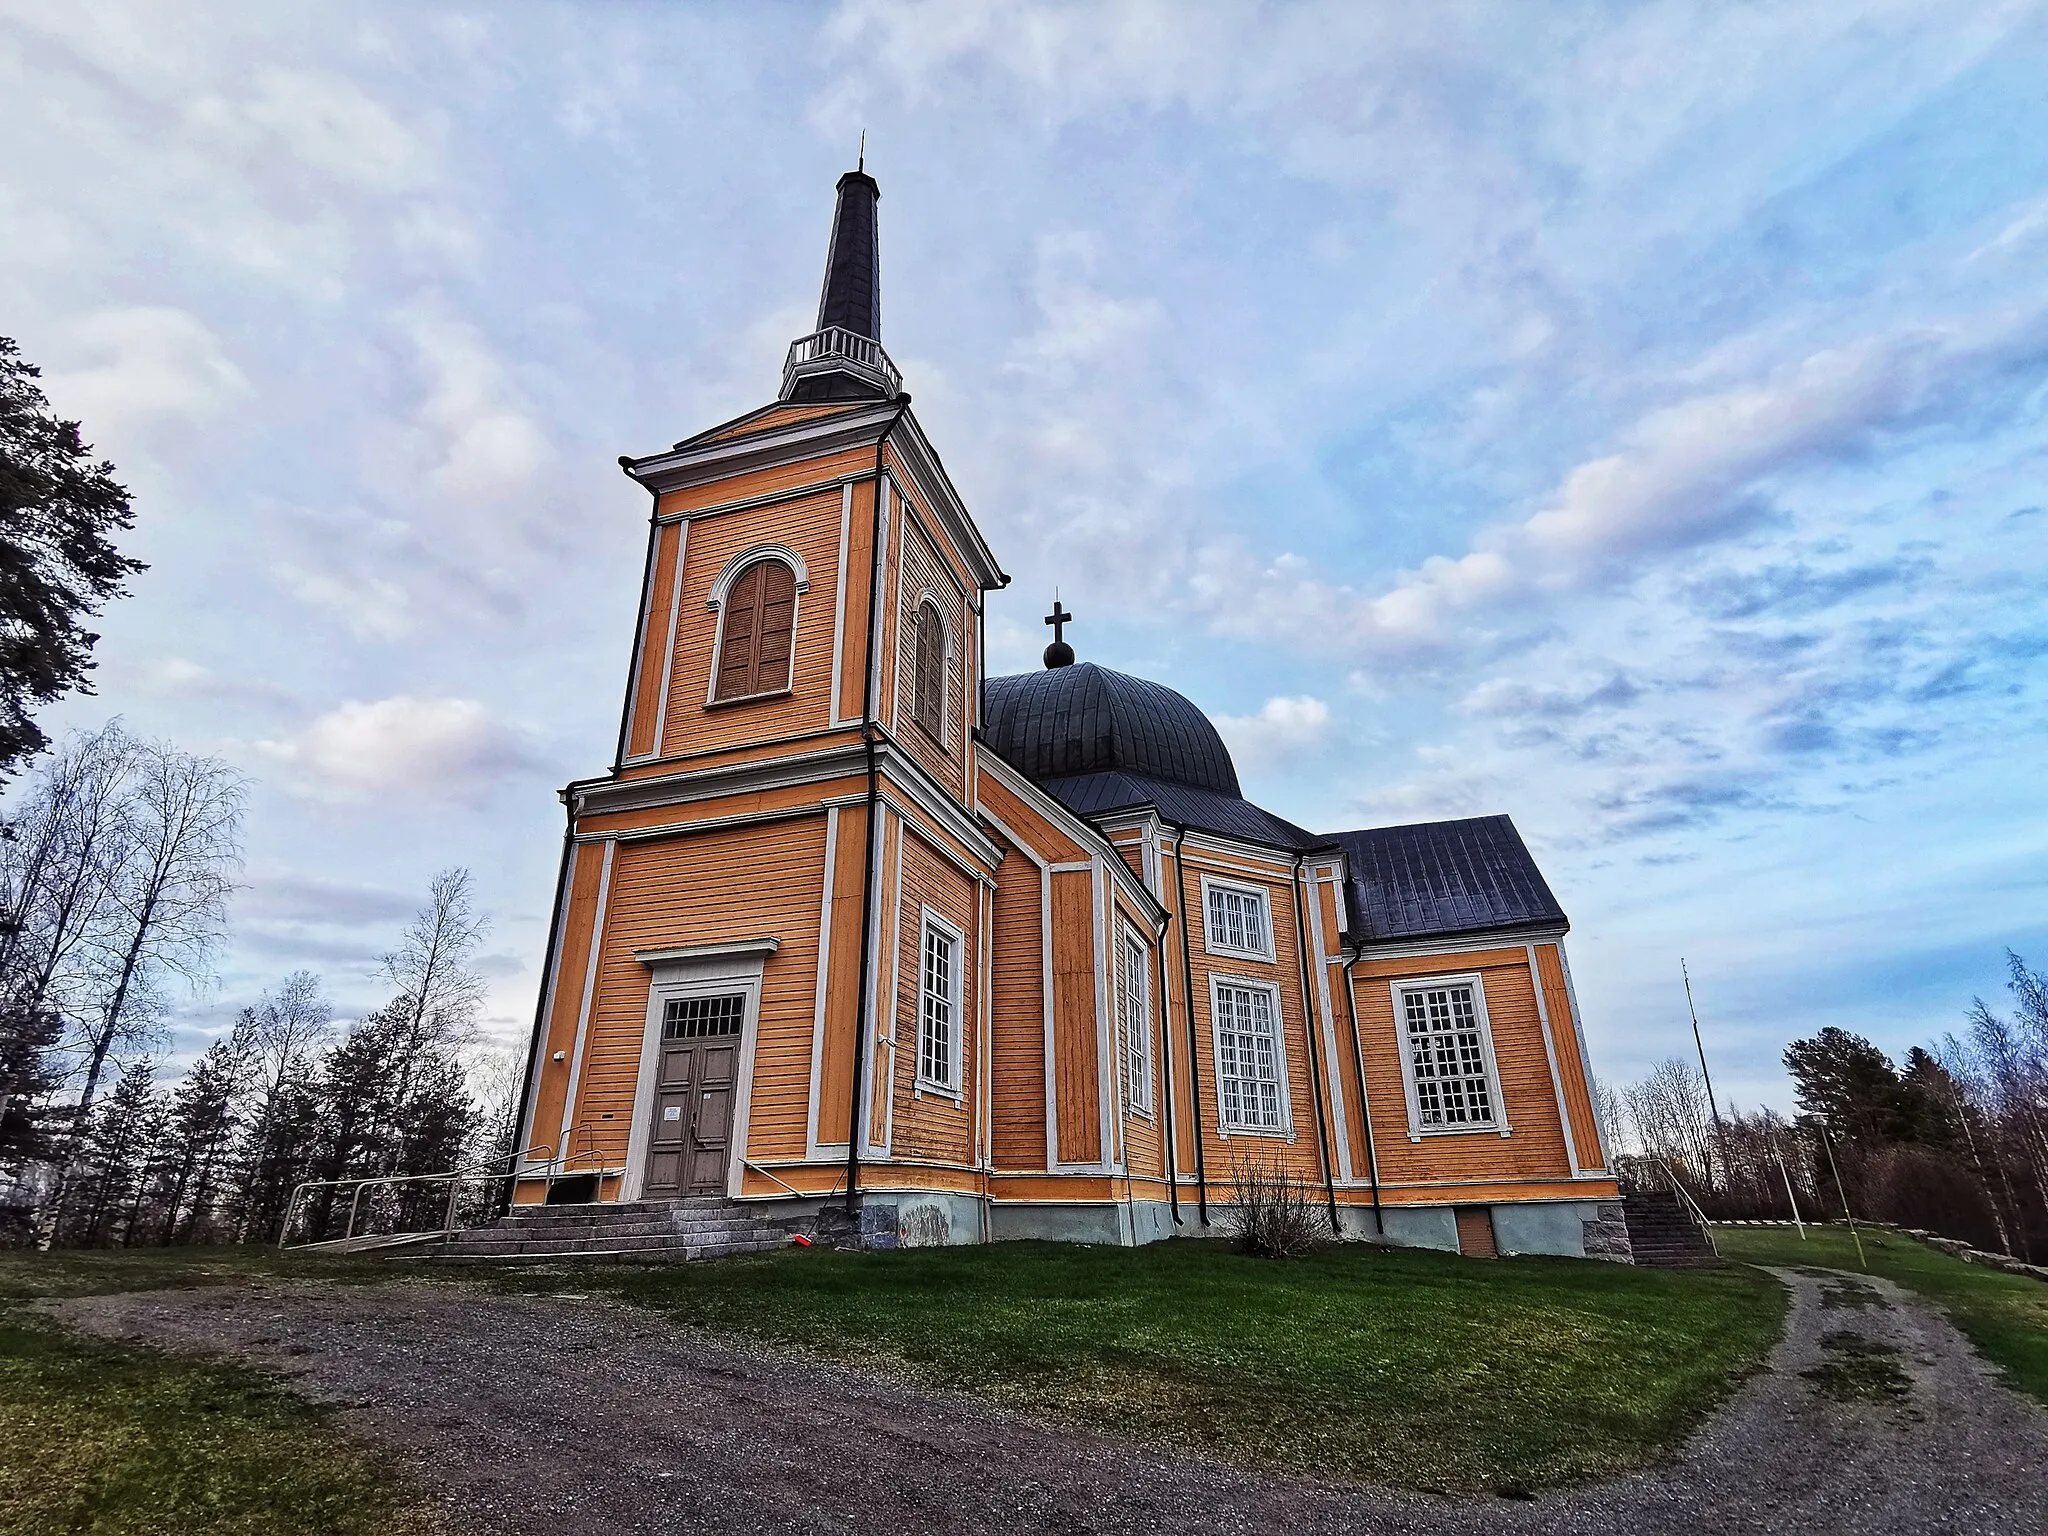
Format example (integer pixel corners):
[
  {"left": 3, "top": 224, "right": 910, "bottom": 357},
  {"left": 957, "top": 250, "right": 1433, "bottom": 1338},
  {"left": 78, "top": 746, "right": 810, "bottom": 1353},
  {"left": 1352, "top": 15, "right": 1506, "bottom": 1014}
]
[
  {"left": 434, "top": 1197, "right": 797, "bottom": 1266},
  {"left": 1622, "top": 1190, "right": 1722, "bottom": 1268}
]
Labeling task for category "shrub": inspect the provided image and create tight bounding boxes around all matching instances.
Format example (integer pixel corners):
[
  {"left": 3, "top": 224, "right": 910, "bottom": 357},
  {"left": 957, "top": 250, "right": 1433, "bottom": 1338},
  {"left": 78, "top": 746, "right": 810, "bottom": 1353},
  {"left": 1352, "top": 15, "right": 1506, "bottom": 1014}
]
[{"left": 1223, "top": 1151, "right": 1330, "bottom": 1258}]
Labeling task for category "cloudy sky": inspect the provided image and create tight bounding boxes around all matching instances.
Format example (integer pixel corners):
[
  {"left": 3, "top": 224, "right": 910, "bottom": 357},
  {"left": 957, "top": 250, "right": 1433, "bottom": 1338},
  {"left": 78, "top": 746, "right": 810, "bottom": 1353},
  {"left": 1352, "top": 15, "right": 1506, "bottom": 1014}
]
[{"left": 5, "top": 0, "right": 2046, "bottom": 1113}]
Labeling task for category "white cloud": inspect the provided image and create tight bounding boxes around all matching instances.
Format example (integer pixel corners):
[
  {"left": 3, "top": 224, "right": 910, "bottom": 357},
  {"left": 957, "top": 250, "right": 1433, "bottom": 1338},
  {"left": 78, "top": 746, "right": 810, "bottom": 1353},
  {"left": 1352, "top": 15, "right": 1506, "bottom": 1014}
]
[
  {"left": 1214, "top": 694, "right": 1332, "bottom": 778},
  {"left": 404, "top": 313, "right": 550, "bottom": 503},
  {"left": 188, "top": 66, "right": 433, "bottom": 192},
  {"left": 41, "top": 307, "right": 250, "bottom": 443},
  {"left": 1212, "top": 306, "right": 2048, "bottom": 665},
  {"left": 258, "top": 696, "right": 532, "bottom": 803},
  {"left": 276, "top": 563, "right": 416, "bottom": 641}
]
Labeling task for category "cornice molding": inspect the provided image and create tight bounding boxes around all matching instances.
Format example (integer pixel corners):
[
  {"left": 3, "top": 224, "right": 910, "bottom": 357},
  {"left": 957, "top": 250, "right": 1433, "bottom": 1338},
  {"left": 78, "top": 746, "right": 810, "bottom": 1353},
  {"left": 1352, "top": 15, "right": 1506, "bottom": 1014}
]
[
  {"left": 634, "top": 938, "right": 781, "bottom": 966},
  {"left": 623, "top": 400, "right": 903, "bottom": 497}
]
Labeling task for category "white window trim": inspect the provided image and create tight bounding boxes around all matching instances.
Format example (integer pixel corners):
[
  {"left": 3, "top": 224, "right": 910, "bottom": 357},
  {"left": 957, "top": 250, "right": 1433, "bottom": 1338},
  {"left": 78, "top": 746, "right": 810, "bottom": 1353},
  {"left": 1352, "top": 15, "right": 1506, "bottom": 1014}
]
[
  {"left": 914, "top": 906, "right": 966, "bottom": 1101},
  {"left": 703, "top": 546, "right": 808, "bottom": 708},
  {"left": 1117, "top": 923, "right": 1155, "bottom": 1120},
  {"left": 1199, "top": 874, "right": 1276, "bottom": 963},
  {"left": 1208, "top": 972, "right": 1293, "bottom": 1139},
  {"left": 1390, "top": 971, "right": 1513, "bottom": 1142},
  {"left": 908, "top": 589, "right": 951, "bottom": 748}
]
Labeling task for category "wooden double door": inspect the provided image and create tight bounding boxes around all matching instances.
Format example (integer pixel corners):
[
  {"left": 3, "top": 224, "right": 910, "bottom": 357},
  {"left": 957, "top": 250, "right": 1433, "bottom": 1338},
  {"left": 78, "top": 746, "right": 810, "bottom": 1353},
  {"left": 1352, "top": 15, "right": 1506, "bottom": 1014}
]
[{"left": 643, "top": 992, "right": 744, "bottom": 1198}]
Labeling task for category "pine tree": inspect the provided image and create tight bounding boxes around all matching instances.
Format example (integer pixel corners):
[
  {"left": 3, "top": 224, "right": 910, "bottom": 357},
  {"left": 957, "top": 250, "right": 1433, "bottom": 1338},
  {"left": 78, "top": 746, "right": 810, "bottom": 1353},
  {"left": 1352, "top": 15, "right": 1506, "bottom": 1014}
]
[
  {"left": 155, "top": 1030, "right": 249, "bottom": 1244},
  {"left": 0, "top": 338, "right": 146, "bottom": 776},
  {"left": 52, "top": 1059, "right": 161, "bottom": 1247}
]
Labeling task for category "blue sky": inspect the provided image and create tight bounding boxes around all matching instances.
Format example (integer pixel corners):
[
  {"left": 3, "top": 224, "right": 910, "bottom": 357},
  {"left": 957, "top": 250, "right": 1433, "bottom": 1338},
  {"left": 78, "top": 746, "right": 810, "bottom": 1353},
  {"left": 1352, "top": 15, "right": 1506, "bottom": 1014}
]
[{"left": 3, "top": 1, "right": 2045, "bottom": 1114}]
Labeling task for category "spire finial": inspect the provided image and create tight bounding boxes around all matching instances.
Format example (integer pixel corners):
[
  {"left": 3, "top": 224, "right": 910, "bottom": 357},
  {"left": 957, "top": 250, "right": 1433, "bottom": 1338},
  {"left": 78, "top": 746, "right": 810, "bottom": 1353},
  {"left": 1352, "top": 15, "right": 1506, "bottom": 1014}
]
[
  {"left": 1042, "top": 597, "right": 1075, "bottom": 668},
  {"left": 858, "top": 129, "right": 865, "bottom": 173}
]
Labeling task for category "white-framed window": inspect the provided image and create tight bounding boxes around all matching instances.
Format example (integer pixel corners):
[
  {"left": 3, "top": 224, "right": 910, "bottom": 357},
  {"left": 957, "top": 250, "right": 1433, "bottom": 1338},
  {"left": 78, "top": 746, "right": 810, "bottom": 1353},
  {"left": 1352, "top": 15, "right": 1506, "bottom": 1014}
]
[
  {"left": 1201, "top": 876, "right": 1274, "bottom": 962},
  {"left": 917, "top": 911, "right": 963, "bottom": 1094},
  {"left": 1393, "top": 974, "right": 1508, "bottom": 1138},
  {"left": 1117, "top": 929, "right": 1153, "bottom": 1117},
  {"left": 1211, "top": 977, "right": 1289, "bottom": 1134}
]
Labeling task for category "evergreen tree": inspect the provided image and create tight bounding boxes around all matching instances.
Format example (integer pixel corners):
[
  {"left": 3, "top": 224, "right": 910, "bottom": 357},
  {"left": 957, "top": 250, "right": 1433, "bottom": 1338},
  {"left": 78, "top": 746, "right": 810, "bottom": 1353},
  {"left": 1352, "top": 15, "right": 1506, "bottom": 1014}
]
[
  {"left": 0, "top": 339, "right": 147, "bottom": 776},
  {"left": 52, "top": 1059, "right": 160, "bottom": 1247},
  {"left": 155, "top": 1028, "right": 250, "bottom": 1243}
]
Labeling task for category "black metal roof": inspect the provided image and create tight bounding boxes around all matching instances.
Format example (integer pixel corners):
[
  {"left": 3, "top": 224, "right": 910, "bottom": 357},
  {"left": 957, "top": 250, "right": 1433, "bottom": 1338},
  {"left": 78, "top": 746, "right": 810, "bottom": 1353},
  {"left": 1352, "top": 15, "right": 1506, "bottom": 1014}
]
[
  {"left": 790, "top": 169, "right": 886, "bottom": 405},
  {"left": 1036, "top": 771, "right": 1320, "bottom": 850},
  {"left": 1327, "top": 815, "right": 1567, "bottom": 942},
  {"left": 982, "top": 663, "right": 1242, "bottom": 797},
  {"left": 817, "top": 170, "right": 880, "bottom": 339}
]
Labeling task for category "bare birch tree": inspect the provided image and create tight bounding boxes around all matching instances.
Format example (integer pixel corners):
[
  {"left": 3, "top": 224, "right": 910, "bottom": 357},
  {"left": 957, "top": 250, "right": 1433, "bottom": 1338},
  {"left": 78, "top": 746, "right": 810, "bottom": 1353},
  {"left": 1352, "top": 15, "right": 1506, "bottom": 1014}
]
[{"left": 46, "top": 738, "right": 244, "bottom": 1227}]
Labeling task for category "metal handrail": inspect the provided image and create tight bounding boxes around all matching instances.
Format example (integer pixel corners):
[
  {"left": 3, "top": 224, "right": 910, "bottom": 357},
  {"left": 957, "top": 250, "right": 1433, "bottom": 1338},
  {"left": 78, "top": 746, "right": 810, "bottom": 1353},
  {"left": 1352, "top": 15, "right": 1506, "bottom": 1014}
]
[
  {"left": 1656, "top": 1157, "right": 1721, "bottom": 1258},
  {"left": 740, "top": 1159, "right": 844, "bottom": 1201},
  {"left": 279, "top": 1141, "right": 559, "bottom": 1250}
]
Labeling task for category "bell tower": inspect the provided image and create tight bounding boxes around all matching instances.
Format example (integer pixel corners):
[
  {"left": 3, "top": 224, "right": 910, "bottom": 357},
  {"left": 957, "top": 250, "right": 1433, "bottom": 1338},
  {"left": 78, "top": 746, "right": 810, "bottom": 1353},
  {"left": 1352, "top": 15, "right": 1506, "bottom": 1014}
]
[{"left": 512, "top": 162, "right": 1008, "bottom": 1219}]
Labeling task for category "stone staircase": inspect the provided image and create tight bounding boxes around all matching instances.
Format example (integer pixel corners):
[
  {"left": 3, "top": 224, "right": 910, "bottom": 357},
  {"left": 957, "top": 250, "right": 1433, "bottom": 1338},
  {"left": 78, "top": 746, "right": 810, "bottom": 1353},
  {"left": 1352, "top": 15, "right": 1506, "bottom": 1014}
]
[
  {"left": 433, "top": 1197, "right": 797, "bottom": 1264},
  {"left": 1621, "top": 1188, "right": 1722, "bottom": 1268}
]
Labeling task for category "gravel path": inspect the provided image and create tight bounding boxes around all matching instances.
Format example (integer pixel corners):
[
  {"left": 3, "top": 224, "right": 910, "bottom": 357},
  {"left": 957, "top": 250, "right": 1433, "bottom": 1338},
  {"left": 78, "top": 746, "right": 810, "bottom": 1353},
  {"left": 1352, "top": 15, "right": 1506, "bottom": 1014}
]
[{"left": 49, "top": 1264, "right": 2048, "bottom": 1535}]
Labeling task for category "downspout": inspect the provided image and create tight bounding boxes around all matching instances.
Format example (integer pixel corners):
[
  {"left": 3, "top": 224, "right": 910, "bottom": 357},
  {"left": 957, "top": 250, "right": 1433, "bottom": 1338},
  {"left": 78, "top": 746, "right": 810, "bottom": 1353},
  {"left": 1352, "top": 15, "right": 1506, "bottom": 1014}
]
[
  {"left": 1153, "top": 905, "right": 1181, "bottom": 1226},
  {"left": 1291, "top": 851, "right": 1341, "bottom": 1236},
  {"left": 847, "top": 397, "right": 912, "bottom": 1215},
  {"left": 610, "top": 467, "right": 664, "bottom": 772},
  {"left": 1167, "top": 822, "right": 1208, "bottom": 1224},
  {"left": 503, "top": 810, "right": 575, "bottom": 1217},
  {"left": 1340, "top": 942, "right": 1384, "bottom": 1236}
]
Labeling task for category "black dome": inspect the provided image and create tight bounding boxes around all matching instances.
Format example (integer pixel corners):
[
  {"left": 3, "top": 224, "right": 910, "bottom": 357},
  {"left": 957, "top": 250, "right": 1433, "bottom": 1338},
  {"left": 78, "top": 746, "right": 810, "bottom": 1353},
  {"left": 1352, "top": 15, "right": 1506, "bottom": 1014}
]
[{"left": 980, "top": 663, "right": 1241, "bottom": 797}]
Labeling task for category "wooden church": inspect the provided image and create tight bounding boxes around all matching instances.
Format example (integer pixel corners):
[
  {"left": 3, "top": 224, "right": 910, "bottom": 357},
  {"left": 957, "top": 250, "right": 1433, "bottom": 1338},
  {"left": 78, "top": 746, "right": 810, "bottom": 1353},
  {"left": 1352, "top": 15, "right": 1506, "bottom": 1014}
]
[{"left": 506, "top": 166, "right": 1627, "bottom": 1259}]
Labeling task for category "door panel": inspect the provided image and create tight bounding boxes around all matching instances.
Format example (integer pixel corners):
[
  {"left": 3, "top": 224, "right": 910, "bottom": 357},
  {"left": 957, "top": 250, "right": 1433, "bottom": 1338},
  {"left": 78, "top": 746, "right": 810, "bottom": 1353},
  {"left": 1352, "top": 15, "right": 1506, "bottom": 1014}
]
[
  {"left": 643, "top": 992, "right": 747, "bottom": 1200},
  {"left": 685, "top": 1040, "right": 739, "bottom": 1195}
]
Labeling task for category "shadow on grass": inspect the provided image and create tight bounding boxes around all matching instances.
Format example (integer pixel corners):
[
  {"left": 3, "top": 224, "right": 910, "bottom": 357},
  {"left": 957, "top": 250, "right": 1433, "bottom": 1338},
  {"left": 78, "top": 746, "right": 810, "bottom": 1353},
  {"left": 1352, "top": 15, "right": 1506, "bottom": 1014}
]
[
  {"left": 0, "top": 1246, "right": 440, "bottom": 1535},
  {"left": 491, "top": 1235, "right": 1785, "bottom": 1494}
]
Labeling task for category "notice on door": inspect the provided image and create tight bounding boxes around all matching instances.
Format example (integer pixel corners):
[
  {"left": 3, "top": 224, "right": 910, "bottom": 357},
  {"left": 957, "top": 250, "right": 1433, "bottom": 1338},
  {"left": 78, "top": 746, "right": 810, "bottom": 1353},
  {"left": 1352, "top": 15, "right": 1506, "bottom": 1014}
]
[{"left": 663, "top": 1106, "right": 682, "bottom": 1121}]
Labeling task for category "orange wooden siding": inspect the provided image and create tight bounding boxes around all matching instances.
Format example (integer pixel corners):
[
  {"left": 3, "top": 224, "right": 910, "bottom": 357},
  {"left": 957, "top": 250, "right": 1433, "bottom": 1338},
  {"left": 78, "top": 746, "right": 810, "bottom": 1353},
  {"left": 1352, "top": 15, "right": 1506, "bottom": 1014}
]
[
  {"left": 885, "top": 826, "right": 981, "bottom": 1165},
  {"left": 988, "top": 830, "right": 1048, "bottom": 1171},
  {"left": 1534, "top": 942, "right": 1607, "bottom": 1172},
  {"left": 658, "top": 488, "right": 846, "bottom": 757},
  {"left": 1050, "top": 867, "right": 1102, "bottom": 1166},
  {"left": 559, "top": 816, "right": 828, "bottom": 1173},
  {"left": 1346, "top": 947, "right": 1575, "bottom": 1188},
  {"left": 525, "top": 838, "right": 608, "bottom": 1163}
]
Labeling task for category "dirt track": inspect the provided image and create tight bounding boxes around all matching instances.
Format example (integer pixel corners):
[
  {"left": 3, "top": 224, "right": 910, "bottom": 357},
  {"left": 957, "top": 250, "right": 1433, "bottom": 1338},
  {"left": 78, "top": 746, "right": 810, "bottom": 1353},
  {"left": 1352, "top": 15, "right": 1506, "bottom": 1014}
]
[{"left": 51, "top": 1265, "right": 2048, "bottom": 1535}]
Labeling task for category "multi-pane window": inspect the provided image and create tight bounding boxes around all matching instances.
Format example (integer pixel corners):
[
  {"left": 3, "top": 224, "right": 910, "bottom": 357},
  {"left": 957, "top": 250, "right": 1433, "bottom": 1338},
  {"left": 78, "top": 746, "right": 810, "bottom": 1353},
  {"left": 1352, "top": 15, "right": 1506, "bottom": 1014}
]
[
  {"left": 912, "top": 601, "right": 946, "bottom": 740},
  {"left": 1118, "top": 933, "right": 1152, "bottom": 1116},
  {"left": 713, "top": 557, "right": 797, "bottom": 701},
  {"left": 662, "top": 994, "right": 745, "bottom": 1039},
  {"left": 1205, "top": 881, "right": 1272, "bottom": 959},
  {"left": 1401, "top": 983, "right": 1497, "bottom": 1130},
  {"left": 1214, "top": 982, "right": 1284, "bottom": 1132},
  {"left": 918, "top": 921, "right": 958, "bottom": 1090}
]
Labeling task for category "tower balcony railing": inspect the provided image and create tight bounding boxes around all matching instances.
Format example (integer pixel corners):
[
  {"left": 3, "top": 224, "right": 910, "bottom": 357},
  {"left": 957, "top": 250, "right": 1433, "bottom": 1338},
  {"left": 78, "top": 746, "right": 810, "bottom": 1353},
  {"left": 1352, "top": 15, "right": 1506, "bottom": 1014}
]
[{"left": 780, "top": 325, "right": 902, "bottom": 400}]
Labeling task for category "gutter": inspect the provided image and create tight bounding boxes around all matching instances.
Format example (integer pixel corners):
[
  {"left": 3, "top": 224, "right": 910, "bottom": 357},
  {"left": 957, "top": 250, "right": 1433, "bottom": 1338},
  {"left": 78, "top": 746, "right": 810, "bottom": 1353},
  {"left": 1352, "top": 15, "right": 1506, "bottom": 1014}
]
[
  {"left": 504, "top": 812, "right": 575, "bottom": 1217},
  {"left": 1340, "top": 940, "right": 1385, "bottom": 1236},
  {"left": 847, "top": 395, "right": 914, "bottom": 1216},
  {"left": 1291, "top": 850, "right": 1342, "bottom": 1235},
  {"left": 1166, "top": 821, "right": 1209, "bottom": 1224},
  {"left": 610, "top": 466, "right": 665, "bottom": 772},
  {"left": 1152, "top": 903, "right": 1181, "bottom": 1226}
]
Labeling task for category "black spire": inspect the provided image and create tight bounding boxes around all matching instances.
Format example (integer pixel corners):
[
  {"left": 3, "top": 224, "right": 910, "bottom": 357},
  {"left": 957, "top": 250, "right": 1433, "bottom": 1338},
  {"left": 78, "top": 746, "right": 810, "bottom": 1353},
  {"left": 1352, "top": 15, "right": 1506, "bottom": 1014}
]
[
  {"left": 783, "top": 167, "right": 898, "bottom": 402},
  {"left": 816, "top": 169, "right": 881, "bottom": 340}
]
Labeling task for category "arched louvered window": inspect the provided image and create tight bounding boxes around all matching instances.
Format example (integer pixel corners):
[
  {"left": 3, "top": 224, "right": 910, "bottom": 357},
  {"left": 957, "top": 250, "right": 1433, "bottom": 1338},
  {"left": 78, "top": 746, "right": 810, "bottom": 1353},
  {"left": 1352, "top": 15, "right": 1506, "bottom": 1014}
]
[
  {"left": 912, "top": 600, "right": 945, "bottom": 739},
  {"left": 713, "top": 557, "right": 797, "bottom": 702}
]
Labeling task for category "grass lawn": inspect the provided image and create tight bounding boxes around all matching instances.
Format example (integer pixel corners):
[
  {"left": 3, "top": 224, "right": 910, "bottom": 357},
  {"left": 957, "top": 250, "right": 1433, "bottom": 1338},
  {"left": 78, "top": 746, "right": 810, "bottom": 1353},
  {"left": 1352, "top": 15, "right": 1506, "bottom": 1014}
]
[
  {"left": 1715, "top": 1224, "right": 2048, "bottom": 1406},
  {"left": 493, "top": 1237, "right": 1785, "bottom": 1495},
  {"left": 0, "top": 1248, "right": 437, "bottom": 1536}
]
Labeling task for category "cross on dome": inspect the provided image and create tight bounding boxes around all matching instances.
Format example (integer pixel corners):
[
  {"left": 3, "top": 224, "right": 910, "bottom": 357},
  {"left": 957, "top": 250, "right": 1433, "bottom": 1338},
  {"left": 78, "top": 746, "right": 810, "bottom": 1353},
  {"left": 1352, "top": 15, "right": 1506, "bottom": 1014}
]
[{"left": 1043, "top": 598, "right": 1075, "bottom": 669}]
